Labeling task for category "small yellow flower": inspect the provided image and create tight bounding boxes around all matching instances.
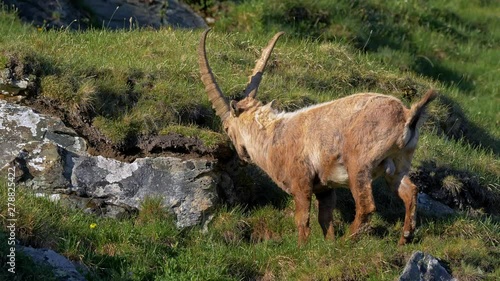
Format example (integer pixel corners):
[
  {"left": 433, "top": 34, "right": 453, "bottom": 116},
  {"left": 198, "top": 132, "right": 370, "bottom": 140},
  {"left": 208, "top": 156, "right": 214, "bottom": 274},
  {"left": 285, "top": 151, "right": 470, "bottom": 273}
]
[{"left": 89, "top": 223, "right": 97, "bottom": 229}]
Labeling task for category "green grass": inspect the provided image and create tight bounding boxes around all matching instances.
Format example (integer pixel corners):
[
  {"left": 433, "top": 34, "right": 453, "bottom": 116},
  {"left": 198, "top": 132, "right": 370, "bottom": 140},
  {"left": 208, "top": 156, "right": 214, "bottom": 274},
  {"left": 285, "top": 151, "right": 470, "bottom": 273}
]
[
  {"left": 1, "top": 1, "right": 498, "bottom": 153},
  {"left": 1, "top": 185, "right": 499, "bottom": 280},
  {"left": 215, "top": 0, "right": 500, "bottom": 137},
  {"left": 1, "top": 0, "right": 499, "bottom": 280},
  {"left": 160, "top": 124, "right": 227, "bottom": 149}
]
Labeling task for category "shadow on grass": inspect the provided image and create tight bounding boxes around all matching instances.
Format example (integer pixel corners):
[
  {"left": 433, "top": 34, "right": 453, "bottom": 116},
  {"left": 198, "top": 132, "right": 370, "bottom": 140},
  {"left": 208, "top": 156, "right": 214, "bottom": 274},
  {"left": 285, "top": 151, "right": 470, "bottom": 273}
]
[
  {"left": 218, "top": 157, "right": 290, "bottom": 210},
  {"left": 419, "top": 8, "right": 488, "bottom": 43},
  {"left": 334, "top": 179, "right": 407, "bottom": 226},
  {"left": 435, "top": 95, "right": 500, "bottom": 157},
  {"left": 411, "top": 161, "right": 500, "bottom": 215},
  {"left": 412, "top": 58, "right": 476, "bottom": 93},
  {"left": 226, "top": 259, "right": 265, "bottom": 281}
]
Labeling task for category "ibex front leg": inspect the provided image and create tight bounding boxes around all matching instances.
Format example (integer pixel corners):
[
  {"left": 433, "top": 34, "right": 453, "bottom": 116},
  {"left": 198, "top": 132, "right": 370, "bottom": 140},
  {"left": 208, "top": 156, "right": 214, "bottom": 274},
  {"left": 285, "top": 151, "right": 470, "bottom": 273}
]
[{"left": 291, "top": 180, "right": 313, "bottom": 245}]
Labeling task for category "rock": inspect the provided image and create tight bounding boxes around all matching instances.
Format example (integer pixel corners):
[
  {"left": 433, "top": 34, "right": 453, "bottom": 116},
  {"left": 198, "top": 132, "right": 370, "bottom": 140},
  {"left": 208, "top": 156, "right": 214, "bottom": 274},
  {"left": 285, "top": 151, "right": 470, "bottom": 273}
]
[
  {"left": 0, "top": 101, "right": 86, "bottom": 158},
  {"left": 3, "top": 0, "right": 207, "bottom": 30},
  {"left": 0, "top": 69, "right": 30, "bottom": 89},
  {"left": 0, "top": 100, "right": 222, "bottom": 228},
  {"left": 72, "top": 155, "right": 219, "bottom": 228},
  {"left": 0, "top": 68, "right": 32, "bottom": 101},
  {"left": 0, "top": 100, "right": 86, "bottom": 191},
  {"left": 20, "top": 246, "right": 87, "bottom": 281},
  {"left": 417, "top": 193, "right": 455, "bottom": 217},
  {"left": 21, "top": 142, "right": 70, "bottom": 190},
  {"left": 399, "top": 251, "right": 456, "bottom": 281}
]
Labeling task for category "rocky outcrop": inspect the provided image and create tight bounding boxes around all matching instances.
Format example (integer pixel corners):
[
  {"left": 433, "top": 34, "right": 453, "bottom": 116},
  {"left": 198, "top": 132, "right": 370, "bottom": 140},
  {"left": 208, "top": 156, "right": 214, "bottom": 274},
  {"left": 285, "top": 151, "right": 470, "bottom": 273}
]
[
  {"left": 72, "top": 155, "right": 219, "bottom": 228},
  {"left": 0, "top": 101, "right": 86, "bottom": 186},
  {"left": 0, "top": 100, "right": 221, "bottom": 228},
  {"left": 399, "top": 251, "right": 456, "bottom": 281},
  {"left": 3, "top": 0, "right": 207, "bottom": 30}
]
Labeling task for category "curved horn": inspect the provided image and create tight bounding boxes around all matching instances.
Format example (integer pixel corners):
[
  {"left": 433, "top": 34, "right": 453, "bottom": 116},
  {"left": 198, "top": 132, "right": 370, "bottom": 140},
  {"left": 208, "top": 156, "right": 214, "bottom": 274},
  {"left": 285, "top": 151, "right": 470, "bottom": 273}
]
[
  {"left": 244, "top": 32, "right": 285, "bottom": 98},
  {"left": 198, "top": 28, "right": 231, "bottom": 121}
]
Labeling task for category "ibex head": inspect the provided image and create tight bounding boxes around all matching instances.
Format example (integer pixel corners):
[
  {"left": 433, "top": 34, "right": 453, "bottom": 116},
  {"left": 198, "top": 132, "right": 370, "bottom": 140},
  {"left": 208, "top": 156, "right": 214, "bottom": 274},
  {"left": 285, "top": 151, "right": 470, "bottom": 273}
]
[{"left": 198, "top": 29, "right": 284, "bottom": 161}]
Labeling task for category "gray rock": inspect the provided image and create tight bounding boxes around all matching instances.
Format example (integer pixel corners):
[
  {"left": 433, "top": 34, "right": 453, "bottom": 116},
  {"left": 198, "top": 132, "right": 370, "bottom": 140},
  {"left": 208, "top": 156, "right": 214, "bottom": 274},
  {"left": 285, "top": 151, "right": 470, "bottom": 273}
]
[
  {"left": 0, "top": 101, "right": 86, "bottom": 191},
  {"left": 0, "top": 100, "right": 222, "bottom": 228},
  {"left": 3, "top": 0, "right": 207, "bottom": 30},
  {"left": 0, "top": 68, "right": 29, "bottom": 90},
  {"left": 0, "top": 67, "right": 34, "bottom": 102},
  {"left": 20, "top": 246, "right": 87, "bottom": 281},
  {"left": 0, "top": 101, "right": 86, "bottom": 158},
  {"left": 72, "top": 155, "right": 219, "bottom": 228},
  {"left": 399, "top": 251, "right": 456, "bottom": 281},
  {"left": 417, "top": 193, "right": 455, "bottom": 217}
]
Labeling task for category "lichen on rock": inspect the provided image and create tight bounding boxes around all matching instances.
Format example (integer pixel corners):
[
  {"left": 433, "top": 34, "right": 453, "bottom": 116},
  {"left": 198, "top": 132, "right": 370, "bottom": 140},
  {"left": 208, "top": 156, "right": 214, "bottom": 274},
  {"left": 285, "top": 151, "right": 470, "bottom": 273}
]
[{"left": 0, "top": 100, "right": 223, "bottom": 228}]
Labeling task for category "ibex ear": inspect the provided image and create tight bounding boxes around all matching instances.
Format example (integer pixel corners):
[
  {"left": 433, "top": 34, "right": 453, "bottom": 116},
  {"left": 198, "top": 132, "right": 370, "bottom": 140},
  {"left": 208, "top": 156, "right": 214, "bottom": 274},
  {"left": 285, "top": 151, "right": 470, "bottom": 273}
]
[
  {"left": 264, "top": 99, "right": 276, "bottom": 109},
  {"left": 230, "top": 100, "right": 240, "bottom": 117}
]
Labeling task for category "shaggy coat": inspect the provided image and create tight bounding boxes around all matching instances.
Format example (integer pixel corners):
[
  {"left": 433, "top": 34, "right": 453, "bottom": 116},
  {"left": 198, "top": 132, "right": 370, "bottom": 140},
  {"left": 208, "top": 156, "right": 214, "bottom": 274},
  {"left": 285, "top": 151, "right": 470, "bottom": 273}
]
[{"left": 198, "top": 29, "right": 436, "bottom": 245}]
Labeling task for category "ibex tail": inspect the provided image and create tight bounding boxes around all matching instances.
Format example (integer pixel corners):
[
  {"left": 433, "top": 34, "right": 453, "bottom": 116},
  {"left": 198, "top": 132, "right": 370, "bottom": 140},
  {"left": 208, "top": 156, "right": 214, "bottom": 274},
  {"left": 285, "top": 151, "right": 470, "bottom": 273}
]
[{"left": 402, "top": 89, "right": 437, "bottom": 148}]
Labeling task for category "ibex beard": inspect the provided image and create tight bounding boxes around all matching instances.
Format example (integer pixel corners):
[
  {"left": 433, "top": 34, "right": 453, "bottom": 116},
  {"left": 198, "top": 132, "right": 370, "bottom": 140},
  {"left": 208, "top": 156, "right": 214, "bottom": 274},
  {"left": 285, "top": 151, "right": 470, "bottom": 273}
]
[{"left": 198, "top": 29, "right": 437, "bottom": 246}]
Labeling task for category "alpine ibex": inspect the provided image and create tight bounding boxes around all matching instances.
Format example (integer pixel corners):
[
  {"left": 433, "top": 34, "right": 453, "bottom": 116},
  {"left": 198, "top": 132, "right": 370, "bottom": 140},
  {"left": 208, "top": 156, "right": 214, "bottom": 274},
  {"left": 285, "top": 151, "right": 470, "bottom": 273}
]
[{"left": 198, "top": 29, "right": 436, "bottom": 245}]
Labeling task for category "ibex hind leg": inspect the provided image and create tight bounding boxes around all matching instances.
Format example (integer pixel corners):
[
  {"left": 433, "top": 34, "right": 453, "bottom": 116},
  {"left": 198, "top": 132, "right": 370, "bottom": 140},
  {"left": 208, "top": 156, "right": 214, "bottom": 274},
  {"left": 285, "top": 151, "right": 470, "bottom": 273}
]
[
  {"left": 347, "top": 169, "right": 376, "bottom": 239},
  {"left": 386, "top": 174, "right": 418, "bottom": 245}
]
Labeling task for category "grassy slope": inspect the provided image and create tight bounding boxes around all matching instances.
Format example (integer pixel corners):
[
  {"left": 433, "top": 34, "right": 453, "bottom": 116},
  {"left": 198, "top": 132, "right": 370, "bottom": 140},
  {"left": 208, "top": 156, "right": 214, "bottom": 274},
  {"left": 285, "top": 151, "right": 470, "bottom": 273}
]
[
  {"left": 1, "top": 185, "right": 499, "bottom": 280},
  {"left": 217, "top": 0, "right": 500, "bottom": 136},
  {"left": 0, "top": 0, "right": 499, "bottom": 280}
]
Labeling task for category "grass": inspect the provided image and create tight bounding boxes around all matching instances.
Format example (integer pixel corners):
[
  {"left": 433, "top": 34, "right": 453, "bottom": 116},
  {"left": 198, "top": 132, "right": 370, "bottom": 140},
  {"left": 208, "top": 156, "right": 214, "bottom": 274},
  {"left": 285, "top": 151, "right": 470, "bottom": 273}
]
[
  {"left": 160, "top": 124, "right": 226, "bottom": 149},
  {"left": 0, "top": 185, "right": 498, "bottom": 280},
  {"left": 1, "top": 0, "right": 499, "bottom": 280},
  {"left": 215, "top": 0, "right": 500, "bottom": 138}
]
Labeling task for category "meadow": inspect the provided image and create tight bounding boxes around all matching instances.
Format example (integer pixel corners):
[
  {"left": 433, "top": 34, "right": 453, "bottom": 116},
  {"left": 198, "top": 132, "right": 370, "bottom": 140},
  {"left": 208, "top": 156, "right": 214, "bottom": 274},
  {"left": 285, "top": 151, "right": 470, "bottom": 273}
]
[{"left": 0, "top": 0, "right": 499, "bottom": 280}]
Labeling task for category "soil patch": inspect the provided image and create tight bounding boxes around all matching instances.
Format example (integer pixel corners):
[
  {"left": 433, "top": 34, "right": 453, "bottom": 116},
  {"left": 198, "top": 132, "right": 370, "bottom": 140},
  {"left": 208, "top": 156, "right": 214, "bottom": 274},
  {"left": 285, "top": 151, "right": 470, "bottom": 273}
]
[{"left": 23, "top": 96, "right": 233, "bottom": 162}]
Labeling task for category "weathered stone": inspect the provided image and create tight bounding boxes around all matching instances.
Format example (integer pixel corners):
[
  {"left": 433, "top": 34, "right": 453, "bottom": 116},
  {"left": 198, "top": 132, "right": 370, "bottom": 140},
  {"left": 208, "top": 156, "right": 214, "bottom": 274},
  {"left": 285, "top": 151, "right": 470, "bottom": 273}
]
[
  {"left": 23, "top": 142, "right": 69, "bottom": 190},
  {"left": 0, "top": 68, "right": 35, "bottom": 102},
  {"left": 20, "top": 246, "right": 87, "bottom": 281},
  {"left": 0, "top": 101, "right": 86, "bottom": 162},
  {"left": 399, "top": 251, "right": 456, "bottom": 281},
  {"left": 0, "top": 101, "right": 86, "bottom": 190},
  {"left": 417, "top": 193, "right": 455, "bottom": 217},
  {"left": 0, "top": 68, "right": 28, "bottom": 89},
  {"left": 3, "top": 0, "right": 207, "bottom": 30},
  {"left": 72, "top": 155, "right": 219, "bottom": 228},
  {"left": 0, "top": 100, "right": 224, "bottom": 228}
]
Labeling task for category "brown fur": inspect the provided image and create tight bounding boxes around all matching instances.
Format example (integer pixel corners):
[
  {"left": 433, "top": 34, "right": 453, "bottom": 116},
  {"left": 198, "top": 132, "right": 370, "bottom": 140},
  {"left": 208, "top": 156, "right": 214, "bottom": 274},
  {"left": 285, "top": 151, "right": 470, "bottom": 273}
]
[{"left": 198, "top": 29, "right": 437, "bottom": 245}]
